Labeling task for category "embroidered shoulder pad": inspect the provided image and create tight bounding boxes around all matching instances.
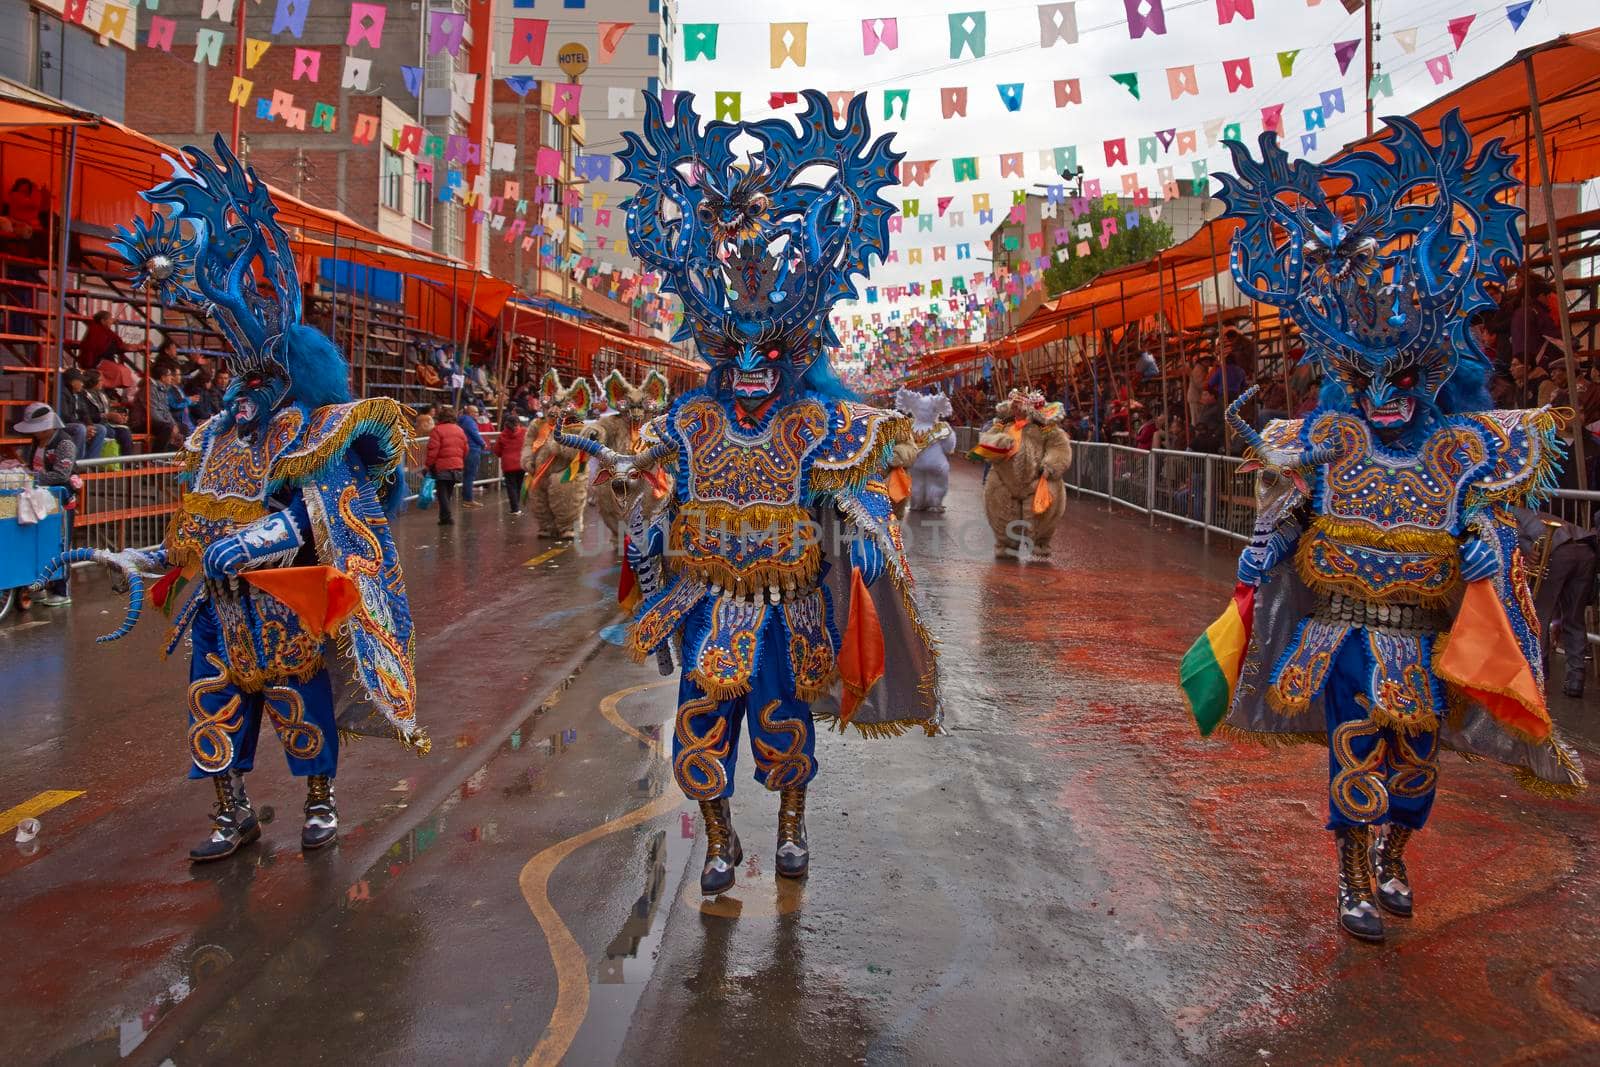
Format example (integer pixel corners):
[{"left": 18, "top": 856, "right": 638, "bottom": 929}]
[
  {"left": 811, "top": 402, "right": 911, "bottom": 488},
  {"left": 271, "top": 398, "right": 413, "bottom": 486},
  {"left": 1464, "top": 407, "right": 1563, "bottom": 509}
]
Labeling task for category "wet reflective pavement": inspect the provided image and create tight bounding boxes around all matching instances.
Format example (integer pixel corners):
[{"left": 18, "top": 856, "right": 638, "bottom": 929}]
[{"left": 3, "top": 464, "right": 1598, "bottom": 1065}]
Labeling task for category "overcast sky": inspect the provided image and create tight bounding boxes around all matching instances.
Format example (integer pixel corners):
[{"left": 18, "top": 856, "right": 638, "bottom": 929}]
[{"left": 660, "top": 0, "right": 1598, "bottom": 321}]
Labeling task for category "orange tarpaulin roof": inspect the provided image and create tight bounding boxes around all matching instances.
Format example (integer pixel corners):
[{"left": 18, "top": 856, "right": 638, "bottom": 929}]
[
  {"left": 1341, "top": 29, "right": 1600, "bottom": 186},
  {"left": 1, "top": 114, "right": 444, "bottom": 258},
  {"left": 0, "top": 77, "right": 96, "bottom": 133},
  {"left": 506, "top": 302, "right": 706, "bottom": 374}
]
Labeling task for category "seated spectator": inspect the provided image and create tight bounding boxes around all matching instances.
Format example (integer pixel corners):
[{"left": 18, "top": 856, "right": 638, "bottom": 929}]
[
  {"left": 1191, "top": 388, "right": 1225, "bottom": 454},
  {"left": 192, "top": 366, "right": 228, "bottom": 422},
  {"left": 14, "top": 401, "right": 77, "bottom": 605},
  {"left": 95, "top": 350, "right": 139, "bottom": 400},
  {"left": 1507, "top": 276, "right": 1558, "bottom": 365},
  {"left": 58, "top": 368, "right": 106, "bottom": 459},
  {"left": 82, "top": 371, "right": 134, "bottom": 457},
  {"left": 151, "top": 360, "right": 195, "bottom": 436},
  {"left": 413, "top": 403, "right": 437, "bottom": 437},
  {"left": 76, "top": 310, "right": 127, "bottom": 371}
]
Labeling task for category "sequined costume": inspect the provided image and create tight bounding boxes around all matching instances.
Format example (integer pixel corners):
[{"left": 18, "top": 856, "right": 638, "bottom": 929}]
[
  {"left": 592, "top": 370, "right": 672, "bottom": 544},
  {"left": 522, "top": 370, "right": 598, "bottom": 540},
  {"left": 1186, "top": 112, "right": 1587, "bottom": 941},
  {"left": 56, "top": 136, "right": 423, "bottom": 861},
  {"left": 608, "top": 90, "right": 940, "bottom": 893}
]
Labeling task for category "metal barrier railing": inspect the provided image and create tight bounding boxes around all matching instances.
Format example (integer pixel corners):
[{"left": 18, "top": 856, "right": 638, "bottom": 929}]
[
  {"left": 1062, "top": 439, "right": 1597, "bottom": 546},
  {"left": 71, "top": 432, "right": 508, "bottom": 550}
]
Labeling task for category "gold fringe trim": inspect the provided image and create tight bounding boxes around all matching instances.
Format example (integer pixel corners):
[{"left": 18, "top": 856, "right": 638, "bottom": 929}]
[
  {"left": 1360, "top": 695, "right": 1439, "bottom": 737},
  {"left": 1511, "top": 766, "right": 1588, "bottom": 799},
  {"left": 809, "top": 408, "right": 913, "bottom": 492},
  {"left": 1265, "top": 684, "right": 1313, "bottom": 717},
  {"left": 794, "top": 672, "right": 838, "bottom": 705},
  {"left": 177, "top": 493, "right": 272, "bottom": 524},
  {"left": 1213, "top": 723, "right": 1328, "bottom": 748},
  {"left": 337, "top": 724, "right": 432, "bottom": 757},
  {"left": 225, "top": 658, "right": 325, "bottom": 693},
  {"left": 671, "top": 553, "right": 822, "bottom": 593},
  {"left": 1464, "top": 407, "right": 1564, "bottom": 509},
  {"left": 812, "top": 711, "right": 937, "bottom": 739},
  {"left": 675, "top": 501, "right": 810, "bottom": 530},
  {"left": 685, "top": 669, "right": 752, "bottom": 702},
  {"left": 272, "top": 398, "right": 412, "bottom": 484},
  {"left": 1309, "top": 517, "right": 1460, "bottom": 554}
]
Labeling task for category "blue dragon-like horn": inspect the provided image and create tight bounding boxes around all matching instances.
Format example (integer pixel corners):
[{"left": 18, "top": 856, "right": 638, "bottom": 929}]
[{"left": 38, "top": 548, "right": 147, "bottom": 642}]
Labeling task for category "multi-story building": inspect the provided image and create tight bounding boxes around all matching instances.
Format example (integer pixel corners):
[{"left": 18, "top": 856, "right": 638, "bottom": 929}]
[
  {"left": 121, "top": 0, "right": 524, "bottom": 269},
  {"left": 0, "top": 0, "right": 132, "bottom": 120},
  {"left": 490, "top": 0, "right": 661, "bottom": 287}
]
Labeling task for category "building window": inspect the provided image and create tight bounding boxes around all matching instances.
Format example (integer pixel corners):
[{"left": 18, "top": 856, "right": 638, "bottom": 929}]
[
  {"left": 414, "top": 173, "right": 435, "bottom": 226},
  {"left": 381, "top": 149, "right": 404, "bottom": 213},
  {"left": 564, "top": 0, "right": 585, "bottom": 7},
  {"left": 647, "top": 33, "right": 659, "bottom": 57},
  {"left": 649, "top": 0, "right": 660, "bottom": 11},
  {"left": 647, "top": 77, "right": 659, "bottom": 97}
]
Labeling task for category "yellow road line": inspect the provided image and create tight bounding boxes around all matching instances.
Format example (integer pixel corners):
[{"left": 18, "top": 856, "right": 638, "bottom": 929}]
[
  {"left": 519, "top": 793, "right": 679, "bottom": 1067},
  {"left": 598, "top": 679, "right": 674, "bottom": 748},
  {"left": 0, "top": 790, "right": 85, "bottom": 834},
  {"left": 523, "top": 545, "right": 570, "bottom": 568},
  {"left": 519, "top": 679, "right": 677, "bottom": 1067}
]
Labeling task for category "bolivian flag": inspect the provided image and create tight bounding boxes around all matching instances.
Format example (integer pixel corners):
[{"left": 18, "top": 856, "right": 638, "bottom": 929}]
[{"left": 1179, "top": 582, "right": 1255, "bottom": 736}]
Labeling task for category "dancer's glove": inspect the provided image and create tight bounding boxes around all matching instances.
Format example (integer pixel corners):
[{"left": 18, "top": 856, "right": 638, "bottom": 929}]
[
  {"left": 202, "top": 510, "right": 305, "bottom": 581},
  {"left": 849, "top": 533, "right": 885, "bottom": 587},
  {"left": 1459, "top": 536, "right": 1501, "bottom": 583},
  {"left": 1236, "top": 545, "right": 1269, "bottom": 587}
]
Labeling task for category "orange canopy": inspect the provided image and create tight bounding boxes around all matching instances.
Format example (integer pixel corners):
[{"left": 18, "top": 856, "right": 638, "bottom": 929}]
[
  {"left": 0, "top": 78, "right": 95, "bottom": 133},
  {"left": 1341, "top": 29, "right": 1600, "bottom": 186}
]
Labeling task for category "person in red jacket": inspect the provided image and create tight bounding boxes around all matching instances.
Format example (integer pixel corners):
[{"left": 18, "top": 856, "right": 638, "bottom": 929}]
[
  {"left": 425, "top": 405, "right": 468, "bottom": 526},
  {"left": 494, "top": 413, "right": 528, "bottom": 515}
]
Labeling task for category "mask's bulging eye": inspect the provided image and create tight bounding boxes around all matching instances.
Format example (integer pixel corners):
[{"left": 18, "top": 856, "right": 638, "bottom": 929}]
[
  {"left": 1391, "top": 369, "right": 1418, "bottom": 389},
  {"left": 696, "top": 204, "right": 715, "bottom": 224},
  {"left": 766, "top": 348, "right": 782, "bottom": 362}
]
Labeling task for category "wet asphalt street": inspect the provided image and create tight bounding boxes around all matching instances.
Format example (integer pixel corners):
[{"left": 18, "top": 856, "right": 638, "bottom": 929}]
[{"left": 2, "top": 462, "right": 1598, "bottom": 1067}]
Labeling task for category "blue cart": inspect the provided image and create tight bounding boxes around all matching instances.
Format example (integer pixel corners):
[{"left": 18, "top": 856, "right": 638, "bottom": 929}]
[{"left": 0, "top": 487, "right": 68, "bottom": 622}]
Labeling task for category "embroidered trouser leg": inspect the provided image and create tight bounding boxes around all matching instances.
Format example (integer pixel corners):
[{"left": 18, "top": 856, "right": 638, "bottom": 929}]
[
  {"left": 186, "top": 606, "right": 339, "bottom": 779},
  {"left": 672, "top": 623, "right": 817, "bottom": 801},
  {"left": 1323, "top": 637, "right": 1438, "bottom": 831}
]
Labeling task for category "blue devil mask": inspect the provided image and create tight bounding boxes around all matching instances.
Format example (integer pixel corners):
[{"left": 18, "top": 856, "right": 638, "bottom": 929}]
[
  {"left": 1215, "top": 111, "right": 1520, "bottom": 437},
  {"left": 110, "top": 134, "right": 347, "bottom": 436},
  {"left": 617, "top": 91, "right": 902, "bottom": 407}
]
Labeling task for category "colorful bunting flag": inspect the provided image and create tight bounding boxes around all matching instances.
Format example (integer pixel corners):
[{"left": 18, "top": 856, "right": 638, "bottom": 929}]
[
  {"left": 1125, "top": 0, "right": 1167, "bottom": 39},
  {"left": 862, "top": 17, "right": 898, "bottom": 55},
  {"left": 598, "top": 22, "right": 632, "bottom": 63},
  {"left": 1506, "top": 3, "right": 1533, "bottom": 32},
  {"left": 1215, "top": 0, "right": 1255, "bottom": 25},
  {"left": 1167, "top": 65, "right": 1198, "bottom": 99},
  {"left": 1447, "top": 14, "right": 1474, "bottom": 50},
  {"left": 1038, "top": 2, "right": 1078, "bottom": 46},
  {"left": 997, "top": 83, "right": 1024, "bottom": 112},
  {"left": 1277, "top": 50, "right": 1300, "bottom": 78},
  {"left": 683, "top": 24, "right": 719, "bottom": 61},
  {"left": 770, "top": 22, "right": 807, "bottom": 69},
  {"left": 1426, "top": 54, "right": 1454, "bottom": 84},
  {"left": 1394, "top": 27, "right": 1418, "bottom": 53},
  {"left": 1111, "top": 72, "right": 1140, "bottom": 99},
  {"left": 1333, "top": 39, "right": 1360, "bottom": 76},
  {"left": 1224, "top": 57, "right": 1253, "bottom": 92},
  {"left": 1054, "top": 79, "right": 1082, "bottom": 107},
  {"left": 949, "top": 12, "right": 986, "bottom": 59}
]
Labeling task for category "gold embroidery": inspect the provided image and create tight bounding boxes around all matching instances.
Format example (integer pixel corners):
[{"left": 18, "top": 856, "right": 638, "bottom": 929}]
[
  {"left": 1330, "top": 718, "right": 1390, "bottom": 822},
  {"left": 674, "top": 694, "right": 731, "bottom": 800},
  {"left": 751, "top": 700, "right": 814, "bottom": 790},
  {"left": 264, "top": 685, "right": 325, "bottom": 760},
  {"left": 1387, "top": 730, "right": 1438, "bottom": 799},
  {"left": 188, "top": 653, "right": 244, "bottom": 773}
]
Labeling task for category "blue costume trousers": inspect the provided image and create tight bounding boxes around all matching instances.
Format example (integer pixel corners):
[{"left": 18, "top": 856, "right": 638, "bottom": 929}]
[
  {"left": 1322, "top": 636, "right": 1439, "bottom": 831},
  {"left": 672, "top": 610, "right": 818, "bottom": 801},
  {"left": 185, "top": 603, "right": 339, "bottom": 779}
]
